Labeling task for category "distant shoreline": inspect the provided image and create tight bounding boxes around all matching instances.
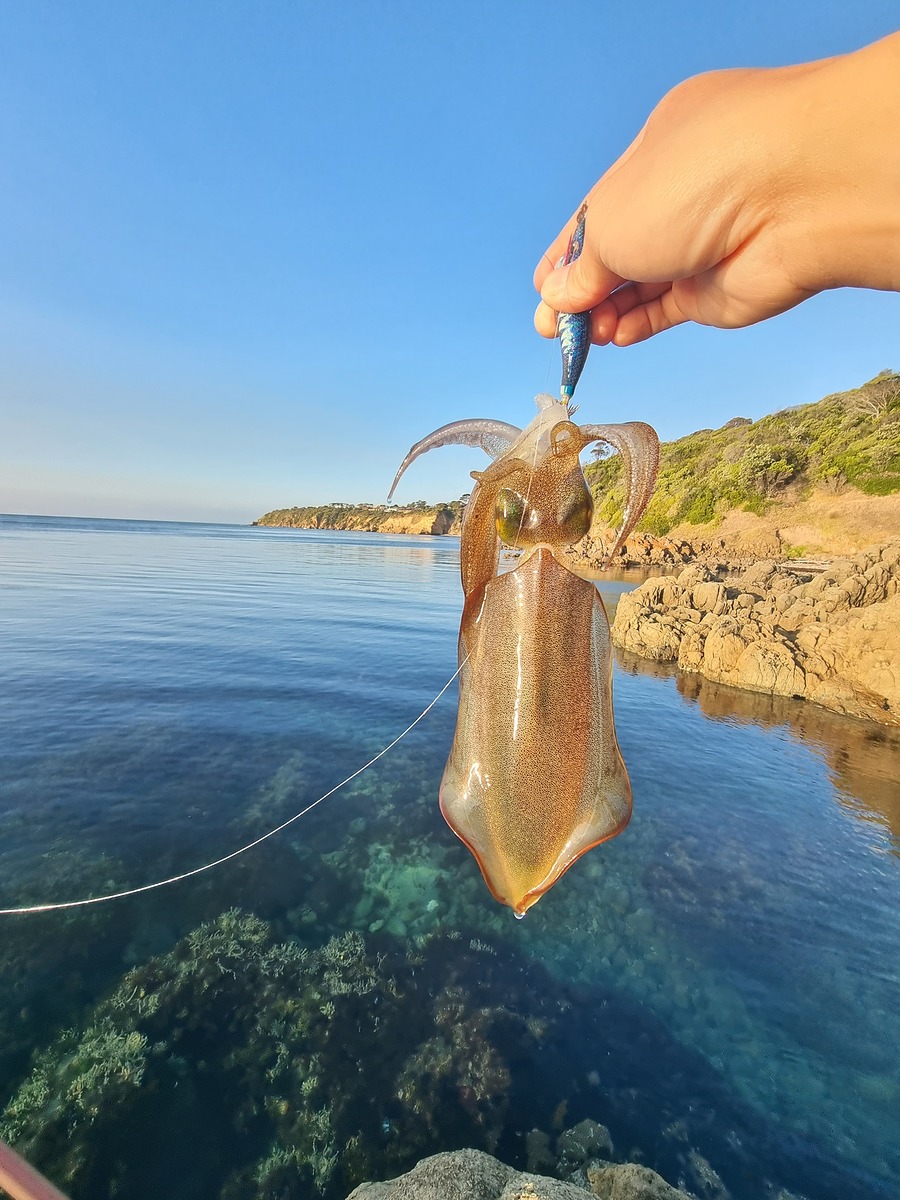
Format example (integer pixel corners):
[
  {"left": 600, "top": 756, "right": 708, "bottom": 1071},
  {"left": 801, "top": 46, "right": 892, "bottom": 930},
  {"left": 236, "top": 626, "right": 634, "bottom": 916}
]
[{"left": 253, "top": 502, "right": 463, "bottom": 537}]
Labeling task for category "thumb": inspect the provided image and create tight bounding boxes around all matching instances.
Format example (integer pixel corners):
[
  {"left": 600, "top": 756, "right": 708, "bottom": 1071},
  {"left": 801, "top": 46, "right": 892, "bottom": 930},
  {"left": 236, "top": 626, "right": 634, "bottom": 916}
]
[{"left": 540, "top": 247, "right": 622, "bottom": 315}]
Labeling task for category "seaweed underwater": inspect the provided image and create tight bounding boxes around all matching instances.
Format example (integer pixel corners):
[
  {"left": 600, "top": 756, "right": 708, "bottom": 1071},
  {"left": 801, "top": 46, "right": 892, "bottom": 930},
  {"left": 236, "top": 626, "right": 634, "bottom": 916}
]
[{"left": 3, "top": 911, "right": 871, "bottom": 1200}]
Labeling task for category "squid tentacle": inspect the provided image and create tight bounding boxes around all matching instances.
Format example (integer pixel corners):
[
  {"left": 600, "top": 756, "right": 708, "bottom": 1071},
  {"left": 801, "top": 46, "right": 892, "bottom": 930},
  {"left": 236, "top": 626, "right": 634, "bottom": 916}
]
[
  {"left": 387, "top": 419, "right": 522, "bottom": 501},
  {"left": 579, "top": 422, "right": 660, "bottom": 563}
]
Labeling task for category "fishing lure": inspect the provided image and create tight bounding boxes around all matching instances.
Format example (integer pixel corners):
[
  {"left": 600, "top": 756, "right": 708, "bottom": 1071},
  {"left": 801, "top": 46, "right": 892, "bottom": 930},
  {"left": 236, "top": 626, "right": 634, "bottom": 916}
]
[{"left": 558, "top": 202, "right": 590, "bottom": 400}]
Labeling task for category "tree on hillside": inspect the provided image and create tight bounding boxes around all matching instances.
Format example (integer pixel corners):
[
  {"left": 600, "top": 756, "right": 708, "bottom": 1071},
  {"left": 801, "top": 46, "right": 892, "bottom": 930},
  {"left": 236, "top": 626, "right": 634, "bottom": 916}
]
[
  {"left": 849, "top": 370, "right": 900, "bottom": 417},
  {"left": 739, "top": 445, "right": 800, "bottom": 496}
]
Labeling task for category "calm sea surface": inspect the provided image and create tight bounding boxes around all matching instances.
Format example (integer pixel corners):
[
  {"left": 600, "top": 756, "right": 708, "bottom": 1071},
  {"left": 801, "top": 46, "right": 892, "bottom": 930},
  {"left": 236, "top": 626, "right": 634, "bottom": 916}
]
[{"left": 0, "top": 515, "right": 898, "bottom": 1200}]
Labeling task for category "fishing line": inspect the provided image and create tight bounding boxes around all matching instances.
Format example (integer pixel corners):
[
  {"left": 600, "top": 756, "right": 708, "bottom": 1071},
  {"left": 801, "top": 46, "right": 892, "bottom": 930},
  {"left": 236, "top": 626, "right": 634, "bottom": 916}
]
[
  {"left": 544, "top": 327, "right": 557, "bottom": 392},
  {"left": 0, "top": 661, "right": 465, "bottom": 917}
]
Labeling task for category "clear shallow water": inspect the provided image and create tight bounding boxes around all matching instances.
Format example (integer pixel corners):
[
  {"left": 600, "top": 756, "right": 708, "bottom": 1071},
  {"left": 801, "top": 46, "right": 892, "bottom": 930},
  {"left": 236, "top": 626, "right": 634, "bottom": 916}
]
[{"left": 0, "top": 515, "right": 898, "bottom": 1199}]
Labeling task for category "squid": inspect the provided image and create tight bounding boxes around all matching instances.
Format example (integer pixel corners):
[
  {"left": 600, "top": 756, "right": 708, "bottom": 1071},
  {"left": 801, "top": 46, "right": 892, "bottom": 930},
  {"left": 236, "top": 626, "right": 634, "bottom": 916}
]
[{"left": 388, "top": 395, "right": 660, "bottom": 915}]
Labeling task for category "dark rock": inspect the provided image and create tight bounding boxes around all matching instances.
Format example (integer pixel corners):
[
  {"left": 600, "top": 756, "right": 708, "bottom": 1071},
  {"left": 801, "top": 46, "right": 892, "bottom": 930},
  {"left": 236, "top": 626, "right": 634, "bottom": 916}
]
[{"left": 557, "top": 1119, "right": 615, "bottom": 1175}]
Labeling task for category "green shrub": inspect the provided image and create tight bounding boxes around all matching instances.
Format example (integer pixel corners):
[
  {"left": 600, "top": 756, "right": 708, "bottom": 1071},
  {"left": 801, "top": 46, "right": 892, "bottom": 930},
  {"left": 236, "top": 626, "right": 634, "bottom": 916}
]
[
  {"left": 681, "top": 492, "right": 718, "bottom": 525},
  {"left": 856, "top": 475, "right": 900, "bottom": 496}
]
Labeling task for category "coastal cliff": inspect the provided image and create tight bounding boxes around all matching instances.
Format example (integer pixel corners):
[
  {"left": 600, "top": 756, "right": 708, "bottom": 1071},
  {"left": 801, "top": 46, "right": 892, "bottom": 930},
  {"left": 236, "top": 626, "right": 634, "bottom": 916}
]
[{"left": 254, "top": 502, "right": 462, "bottom": 537}]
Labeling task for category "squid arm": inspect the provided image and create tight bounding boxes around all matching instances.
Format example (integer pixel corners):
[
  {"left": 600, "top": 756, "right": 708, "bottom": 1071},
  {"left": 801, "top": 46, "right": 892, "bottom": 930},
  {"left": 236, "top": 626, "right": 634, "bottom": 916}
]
[
  {"left": 579, "top": 422, "right": 660, "bottom": 563},
  {"left": 386, "top": 418, "right": 523, "bottom": 599},
  {"left": 387, "top": 419, "right": 522, "bottom": 502}
]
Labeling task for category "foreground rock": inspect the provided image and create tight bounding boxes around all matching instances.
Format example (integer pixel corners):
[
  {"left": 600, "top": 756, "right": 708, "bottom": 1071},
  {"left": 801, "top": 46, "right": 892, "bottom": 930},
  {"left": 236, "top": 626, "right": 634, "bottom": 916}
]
[
  {"left": 346, "top": 1149, "right": 691, "bottom": 1200},
  {"left": 613, "top": 540, "right": 900, "bottom": 726}
]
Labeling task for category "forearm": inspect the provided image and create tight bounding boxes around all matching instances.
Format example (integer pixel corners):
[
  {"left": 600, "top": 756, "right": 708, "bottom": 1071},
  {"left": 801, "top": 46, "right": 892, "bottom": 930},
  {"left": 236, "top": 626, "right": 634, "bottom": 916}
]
[{"left": 794, "top": 32, "right": 900, "bottom": 294}]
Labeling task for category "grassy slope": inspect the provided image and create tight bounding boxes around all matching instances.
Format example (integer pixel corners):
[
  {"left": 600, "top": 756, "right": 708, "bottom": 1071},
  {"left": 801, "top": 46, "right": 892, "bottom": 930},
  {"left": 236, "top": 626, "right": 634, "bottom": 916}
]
[{"left": 585, "top": 371, "right": 900, "bottom": 554}]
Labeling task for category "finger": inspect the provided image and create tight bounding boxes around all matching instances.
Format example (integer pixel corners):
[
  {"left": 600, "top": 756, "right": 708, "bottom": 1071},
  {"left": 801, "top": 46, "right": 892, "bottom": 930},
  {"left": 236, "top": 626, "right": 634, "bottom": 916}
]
[
  {"left": 540, "top": 252, "right": 624, "bottom": 315},
  {"left": 534, "top": 299, "right": 560, "bottom": 339},
  {"left": 583, "top": 280, "right": 672, "bottom": 345},
  {"left": 596, "top": 279, "right": 672, "bottom": 318},
  {"left": 537, "top": 278, "right": 683, "bottom": 345},
  {"left": 673, "top": 241, "right": 815, "bottom": 329},
  {"left": 533, "top": 247, "right": 561, "bottom": 294},
  {"left": 607, "top": 287, "right": 689, "bottom": 346}
]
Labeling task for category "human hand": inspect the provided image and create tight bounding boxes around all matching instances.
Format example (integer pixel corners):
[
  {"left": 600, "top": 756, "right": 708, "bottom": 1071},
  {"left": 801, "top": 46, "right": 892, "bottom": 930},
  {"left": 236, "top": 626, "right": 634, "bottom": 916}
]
[{"left": 534, "top": 32, "right": 900, "bottom": 347}]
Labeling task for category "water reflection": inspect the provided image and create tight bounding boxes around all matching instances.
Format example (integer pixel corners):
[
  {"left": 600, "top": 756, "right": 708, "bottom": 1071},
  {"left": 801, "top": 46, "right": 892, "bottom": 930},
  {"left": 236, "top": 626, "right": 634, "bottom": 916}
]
[{"left": 617, "top": 648, "right": 900, "bottom": 851}]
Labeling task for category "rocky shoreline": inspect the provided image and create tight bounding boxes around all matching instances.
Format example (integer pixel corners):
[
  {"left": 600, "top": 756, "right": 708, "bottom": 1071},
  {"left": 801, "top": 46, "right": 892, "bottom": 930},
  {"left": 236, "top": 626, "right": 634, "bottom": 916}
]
[
  {"left": 612, "top": 540, "right": 900, "bottom": 727},
  {"left": 571, "top": 528, "right": 790, "bottom": 573},
  {"left": 253, "top": 514, "right": 900, "bottom": 725},
  {"left": 252, "top": 515, "right": 789, "bottom": 573}
]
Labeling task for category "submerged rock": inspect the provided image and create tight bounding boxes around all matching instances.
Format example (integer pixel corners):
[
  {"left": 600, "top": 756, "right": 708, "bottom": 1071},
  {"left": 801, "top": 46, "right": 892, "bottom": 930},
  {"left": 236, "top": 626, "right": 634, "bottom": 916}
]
[
  {"left": 612, "top": 540, "right": 900, "bottom": 725},
  {"left": 587, "top": 1162, "right": 691, "bottom": 1200},
  {"left": 556, "top": 1119, "right": 615, "bottom": 1176}
]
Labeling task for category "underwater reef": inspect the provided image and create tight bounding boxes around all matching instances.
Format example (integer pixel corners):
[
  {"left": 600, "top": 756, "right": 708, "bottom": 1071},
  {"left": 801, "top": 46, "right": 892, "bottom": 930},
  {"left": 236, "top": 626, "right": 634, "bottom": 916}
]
[
  {"left": 0, "top": 908, "right": 890, "bottom": 1200},
  {"left": 0, "top": 911, "right": 532, "bottom": 1198}
]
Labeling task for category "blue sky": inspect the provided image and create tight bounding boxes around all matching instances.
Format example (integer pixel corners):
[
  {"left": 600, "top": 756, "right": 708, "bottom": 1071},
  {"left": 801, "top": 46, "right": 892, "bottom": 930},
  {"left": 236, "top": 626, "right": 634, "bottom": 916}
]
[{"left": 0, "top": 2, "right": 897, "bottom": 522}]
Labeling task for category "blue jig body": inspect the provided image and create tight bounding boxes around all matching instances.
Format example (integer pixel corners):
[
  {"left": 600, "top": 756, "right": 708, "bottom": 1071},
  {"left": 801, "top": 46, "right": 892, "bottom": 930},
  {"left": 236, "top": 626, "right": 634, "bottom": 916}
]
[{"left": 558, "top": 203, "right": 590, "bottom": 401}]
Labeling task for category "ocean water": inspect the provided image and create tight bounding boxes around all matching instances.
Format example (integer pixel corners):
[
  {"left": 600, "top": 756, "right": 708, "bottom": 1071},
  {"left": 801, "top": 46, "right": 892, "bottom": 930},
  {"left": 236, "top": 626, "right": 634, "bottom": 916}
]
[{"left": 0, "top": 514, "right": 898, "bottom": 1200}]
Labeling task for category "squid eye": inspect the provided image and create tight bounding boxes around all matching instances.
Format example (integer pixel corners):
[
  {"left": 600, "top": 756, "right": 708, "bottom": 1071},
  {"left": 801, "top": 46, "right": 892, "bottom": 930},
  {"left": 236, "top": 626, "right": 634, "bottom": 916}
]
[
  {"left": 559, "top": 488, "right": 593, "bottom": 543},
  {"left": 495, "top": 489, "right": 527, "bottom": 544}
]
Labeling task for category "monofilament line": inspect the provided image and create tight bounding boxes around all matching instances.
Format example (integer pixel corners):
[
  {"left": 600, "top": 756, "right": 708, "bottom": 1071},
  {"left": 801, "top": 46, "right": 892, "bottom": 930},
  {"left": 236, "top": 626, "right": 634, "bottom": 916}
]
[{"left": 0, "top": 663, "right": 465, "bottom": 917}]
